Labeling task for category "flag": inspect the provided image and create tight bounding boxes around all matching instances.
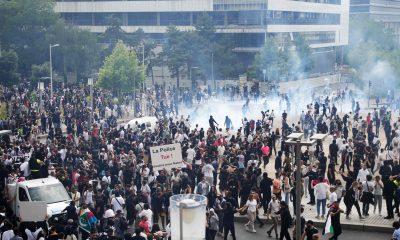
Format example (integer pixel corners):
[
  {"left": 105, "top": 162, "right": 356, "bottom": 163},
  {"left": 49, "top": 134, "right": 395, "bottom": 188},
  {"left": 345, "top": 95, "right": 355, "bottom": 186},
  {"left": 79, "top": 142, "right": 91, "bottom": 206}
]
[
  {"left": 323, "top": 214, "right": 334, "bottom": 238},
  {"left": 79, "top": 208, "right": 98, "bottom": 233}
]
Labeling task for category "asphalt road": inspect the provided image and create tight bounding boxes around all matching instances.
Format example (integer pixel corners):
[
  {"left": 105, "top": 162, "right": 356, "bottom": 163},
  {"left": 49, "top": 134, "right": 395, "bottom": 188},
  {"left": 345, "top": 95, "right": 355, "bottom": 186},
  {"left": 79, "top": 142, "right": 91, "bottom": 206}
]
[{"left": 214, "top": 222, "right": 392, "bottom": 240}]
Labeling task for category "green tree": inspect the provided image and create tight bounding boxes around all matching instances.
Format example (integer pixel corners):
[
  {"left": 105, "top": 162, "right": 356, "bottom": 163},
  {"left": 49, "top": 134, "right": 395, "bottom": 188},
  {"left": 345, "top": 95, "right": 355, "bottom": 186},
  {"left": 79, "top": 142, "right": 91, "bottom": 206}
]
[
  {"left": 31, "top": 62, "right": 50, "bottom": 83},
  {"left": 0, "top": 49, "right": 20, "bottom": 86},
  {"left": 214, "top": 36, "right": 243, "bottom": 79},
  {"left": 194, "top": 13, "right": 215, "bottom": 43},
  {"left": 98, "top": 41, "right": 144, "bottom": 94},
  {"left": 163, "top": 26, "right": 187, "bottom": 89},
  {"left": 125, "top": 29, "right": 158, "bottom": 83},
  {"left": 252, "top": 37, "right": 283, "bottom": 81},
  {"left": 291, "top": 35, "right": 313, "bottom": 75},
  {"left": 345, "top": 15, "right": 400, "bottom": 91},
  {"left": 0, "top": 0, "right": 58, "bottom": 75},
  {"left": 46, "top": 21, "right": 99, "bottom": 82}
]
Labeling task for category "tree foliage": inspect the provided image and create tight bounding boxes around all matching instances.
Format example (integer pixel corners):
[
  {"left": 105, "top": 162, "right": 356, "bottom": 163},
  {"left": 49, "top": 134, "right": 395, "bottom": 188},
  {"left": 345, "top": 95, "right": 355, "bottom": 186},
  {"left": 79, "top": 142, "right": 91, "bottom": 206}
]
[
  {"left": 252, "top": 37, "right": 284, "bottom": 81},
  {"left": 31, "top": 62, "right": 50, "bottom": 83},
  {"left": 0, "top": 0, "right": 58, "bottom": 75},
  {"left": 0, "top": 0, "right": 99, "bottom": 82},
  {"left": 291, "top": 35, "right": 313, "bottom": 75},
  {"left": 98, "top": 41, "right": 144, "bottom": 94},
  {"left": 0, "top": 50, "right": 20, "bottom": 86},
  {"left": 163, "top": 26, "right": 188, "bottom": 88},
  {"left": 252, "top": 35, "right": 313, "bottom": 81},
  {"left": 345, "top": 15, "right": 400, "bottom": 89},
  {"left": 162, "top": 14, "right": 242, "bottom": 88}
]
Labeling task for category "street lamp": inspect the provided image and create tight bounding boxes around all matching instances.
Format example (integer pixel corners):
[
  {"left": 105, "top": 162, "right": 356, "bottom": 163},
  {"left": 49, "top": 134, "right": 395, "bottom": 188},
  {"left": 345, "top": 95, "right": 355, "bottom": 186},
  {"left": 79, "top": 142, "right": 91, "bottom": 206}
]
[
  {"left": 49, "top": 43, "right": 60, "bottom": 100},
  {"left": 262, "top": 69, "right": 267, "bottom": 82},
  {"left": 37, "top": 82, "right": 44, "bottom": 113},
  {"left": 142, "top": 43, "right": 145, "bottom": 92},
  {"left": 211, "top": 52, "right": 215, "bottom": 91},
  {"left": 88, "top": 78, "right": 94, "bottom": 128},
  {"left": 368, "top": 80, "right": 372, "bottom": 108},
  {"left": 285, "top": 133, "right": 327, "bottom": 240},
  {"left": 189, "top": 66, "right": 199, "bottom": 91}
]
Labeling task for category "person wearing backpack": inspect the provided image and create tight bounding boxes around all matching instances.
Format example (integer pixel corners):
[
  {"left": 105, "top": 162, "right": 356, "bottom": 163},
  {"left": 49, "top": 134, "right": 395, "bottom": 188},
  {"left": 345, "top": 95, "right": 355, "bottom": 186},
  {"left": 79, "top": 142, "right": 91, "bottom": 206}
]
[{"left": 111, "top": 193, "right": 126, "bottom": 213}]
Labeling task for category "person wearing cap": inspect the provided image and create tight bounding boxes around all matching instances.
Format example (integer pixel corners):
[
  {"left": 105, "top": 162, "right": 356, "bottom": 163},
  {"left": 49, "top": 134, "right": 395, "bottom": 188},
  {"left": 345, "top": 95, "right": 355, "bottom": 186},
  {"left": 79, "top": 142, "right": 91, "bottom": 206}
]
[
  {"left": 301, "top": 220, "right": 319, "bottom": 240},
  {"left": 267, "top": 194, "right": 280, "bottom": 238},
  {"left": 103, "top": 205, "right": 115, "bottom": 219}
]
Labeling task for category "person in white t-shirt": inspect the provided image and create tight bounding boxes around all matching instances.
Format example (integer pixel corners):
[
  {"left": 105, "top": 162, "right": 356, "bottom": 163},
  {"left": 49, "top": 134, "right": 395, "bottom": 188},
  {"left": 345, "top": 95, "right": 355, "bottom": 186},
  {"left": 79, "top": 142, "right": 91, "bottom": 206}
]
[
  {"left": 329, "top": 186, "right": 338, "bottom": 206},
  {"left": 357, "top": 164, "right": 371, "bottom": 182},
  {"left": 19, "top": 159, "right": 30, "bottom": 177},
  {"left": 312, "top": 177, "right": 329, "bottom": 219},
  {"left": 242, "top": 193, "right": 258, "bottom": 233},
  {"left": 267, "top": 194, "right": 280, "bottom": 238},
  {"left": 111, "top": 194, "right": 125, "bottom": 212},
  {"left": 202, "top": 162, "right": 214, "bottom": 186},
  {"left": 138, "top": 203, "right": 153, "bottom": 229},
  {"left": 186, "top": 146, "right": 196, "bottom": 164},
  {"left": 83, "top": 186, "right": 94, "bottom": 207}
]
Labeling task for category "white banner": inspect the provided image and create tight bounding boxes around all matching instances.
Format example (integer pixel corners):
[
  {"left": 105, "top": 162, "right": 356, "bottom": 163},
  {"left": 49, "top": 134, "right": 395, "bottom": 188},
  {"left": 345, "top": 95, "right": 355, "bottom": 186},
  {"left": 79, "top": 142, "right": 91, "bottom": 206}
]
[{"left": 150, "top": 143, "right": 183, "bottom": 171}]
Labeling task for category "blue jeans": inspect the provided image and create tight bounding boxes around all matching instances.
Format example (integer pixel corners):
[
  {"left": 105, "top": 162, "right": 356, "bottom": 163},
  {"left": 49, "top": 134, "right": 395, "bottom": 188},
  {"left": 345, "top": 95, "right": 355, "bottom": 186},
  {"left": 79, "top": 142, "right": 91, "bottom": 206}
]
[{"left": 317, "top": 199, "right": 326, "bottom": 216}]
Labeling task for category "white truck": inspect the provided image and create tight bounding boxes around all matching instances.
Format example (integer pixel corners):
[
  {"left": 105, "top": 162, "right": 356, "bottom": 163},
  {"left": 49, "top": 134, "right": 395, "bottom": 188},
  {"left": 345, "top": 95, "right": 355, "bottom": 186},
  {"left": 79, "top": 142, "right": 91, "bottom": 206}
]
[{"left": 7, "top": 177, "right": 71, "bottom": 222}]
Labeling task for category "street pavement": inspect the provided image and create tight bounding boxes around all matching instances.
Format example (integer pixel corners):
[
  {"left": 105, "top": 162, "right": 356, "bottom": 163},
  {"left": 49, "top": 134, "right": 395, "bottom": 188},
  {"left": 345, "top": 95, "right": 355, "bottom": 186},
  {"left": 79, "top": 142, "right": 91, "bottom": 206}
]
[{"left": 215, "top": 222, "right": 392, "bottom": 240}]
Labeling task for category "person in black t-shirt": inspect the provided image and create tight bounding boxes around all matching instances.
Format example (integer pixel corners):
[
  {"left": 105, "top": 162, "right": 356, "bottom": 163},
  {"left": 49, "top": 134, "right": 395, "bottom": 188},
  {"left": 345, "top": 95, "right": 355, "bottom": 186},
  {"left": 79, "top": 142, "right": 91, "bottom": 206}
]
[
  {"left": 301, "top": 220, "right": 319, "bottom": 240},
  {"left": 260, "top": 172, "right": 273, "bottom": 214}
]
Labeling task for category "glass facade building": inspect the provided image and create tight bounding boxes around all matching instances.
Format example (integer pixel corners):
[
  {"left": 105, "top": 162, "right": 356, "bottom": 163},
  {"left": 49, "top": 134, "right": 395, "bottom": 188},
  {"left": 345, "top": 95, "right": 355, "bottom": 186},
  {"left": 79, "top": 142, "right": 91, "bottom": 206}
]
[{"left": 55, "top": 0, "right": 349, "bottom": 74}]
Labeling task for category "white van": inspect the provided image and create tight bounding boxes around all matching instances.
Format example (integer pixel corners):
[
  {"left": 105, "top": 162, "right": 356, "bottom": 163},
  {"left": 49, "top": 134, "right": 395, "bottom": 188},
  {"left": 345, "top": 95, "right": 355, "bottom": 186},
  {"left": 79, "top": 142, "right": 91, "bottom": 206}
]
[
  {"left": 124, "top": 116, "right": 158, "bottom": 132},
  {"left": 7, "top": 178, "right": 71, "bottom": 222}
]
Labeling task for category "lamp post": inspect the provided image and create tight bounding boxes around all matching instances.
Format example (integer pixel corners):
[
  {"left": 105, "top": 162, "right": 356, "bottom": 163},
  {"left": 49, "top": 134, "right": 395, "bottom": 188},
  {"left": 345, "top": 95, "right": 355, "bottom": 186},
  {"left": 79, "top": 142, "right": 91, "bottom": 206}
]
[
  {"left": 142, "top": 43, "right": 145, "bottom": 92},
  {"left": 368, "top": 80, "right": 371, "bottom": 108},
  {"left": 37, "top": 82, "right": 44, "bottom": 113},
  {"left": 262, "top": 69, "right": 267, "bottom": 82},
  {"left": 88, "top": 78, "right": 94, "bottom": 128},
  {"left": 49, "top": 44, "right": 60, "bottom": 100},
  {"left": 211, "top": 52, "right": 215, "bottom": 90},
  {"left": 284, "top": 133, "right": 327, "bottom": 240}
]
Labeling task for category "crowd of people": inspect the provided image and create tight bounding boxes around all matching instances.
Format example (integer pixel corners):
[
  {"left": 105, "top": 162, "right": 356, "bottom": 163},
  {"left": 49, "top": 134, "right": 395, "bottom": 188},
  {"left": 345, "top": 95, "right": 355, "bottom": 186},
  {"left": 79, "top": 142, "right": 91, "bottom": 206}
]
[{"left": 0, "top": 81, "right": 399, "bottom": 240}]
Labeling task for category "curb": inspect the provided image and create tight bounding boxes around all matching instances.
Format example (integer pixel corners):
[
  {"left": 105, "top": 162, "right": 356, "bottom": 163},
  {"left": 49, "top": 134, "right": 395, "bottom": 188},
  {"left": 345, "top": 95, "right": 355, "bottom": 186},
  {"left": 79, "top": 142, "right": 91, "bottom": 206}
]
[{"left": 234, "top": 215, "right": 392, "bottom": 233}]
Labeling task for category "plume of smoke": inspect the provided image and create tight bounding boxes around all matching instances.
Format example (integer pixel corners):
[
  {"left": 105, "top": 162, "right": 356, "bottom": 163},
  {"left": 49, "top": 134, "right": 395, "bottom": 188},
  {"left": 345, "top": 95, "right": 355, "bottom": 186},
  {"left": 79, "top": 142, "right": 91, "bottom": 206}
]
[{"left": 360, "top": 60, "right": 396, "bottom": 96}]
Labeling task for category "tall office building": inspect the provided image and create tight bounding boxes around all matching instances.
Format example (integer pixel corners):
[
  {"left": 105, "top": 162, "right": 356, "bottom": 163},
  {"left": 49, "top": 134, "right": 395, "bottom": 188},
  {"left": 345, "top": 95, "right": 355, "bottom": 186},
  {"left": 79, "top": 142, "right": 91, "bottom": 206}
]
[
  {"left": 350, "top": 0, "right": 400, "bottom": 43},
  {"left": 55, "top": 0, "right": 349, "bottom": 80}
]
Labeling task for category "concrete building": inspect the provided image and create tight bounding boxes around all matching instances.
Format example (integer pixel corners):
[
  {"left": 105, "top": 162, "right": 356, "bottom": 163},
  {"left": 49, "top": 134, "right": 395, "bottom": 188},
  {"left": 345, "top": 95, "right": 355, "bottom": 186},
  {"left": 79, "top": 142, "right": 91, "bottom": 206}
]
[
  {"left": 55, "top": 0, "right": 350, "bottom": 84},
  {"left": 350, "top": 0, "right": 400, "bottom": 43}
]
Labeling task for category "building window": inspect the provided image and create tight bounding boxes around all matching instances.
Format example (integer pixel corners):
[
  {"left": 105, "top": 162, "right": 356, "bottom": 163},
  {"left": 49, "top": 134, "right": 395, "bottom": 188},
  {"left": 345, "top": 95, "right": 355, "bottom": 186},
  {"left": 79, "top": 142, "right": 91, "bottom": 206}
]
[
  {"left": 265, "top": 11, "right": 340, "bottom": 25},
  {"left": 62, "top": 13, "right": 92, "bottom": 25},
  {"left": 350, "top": 5, "right": 370, "bottom": 12},
  {"left": 160, "top": 12, "right": 191, "bottom": 26},
  {"left": 94, "top": 13, "right": 123, "bottom": 26},
  {"left": 127, "top": 13, "right": 157, "bottom": 26}
]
